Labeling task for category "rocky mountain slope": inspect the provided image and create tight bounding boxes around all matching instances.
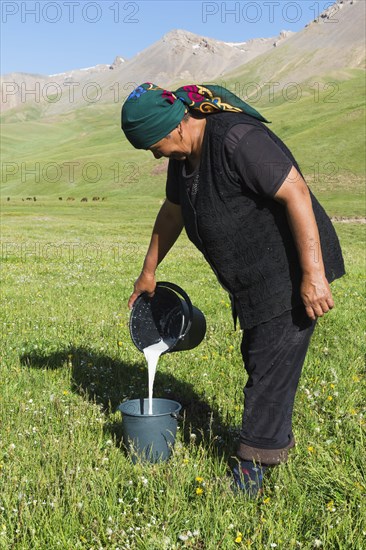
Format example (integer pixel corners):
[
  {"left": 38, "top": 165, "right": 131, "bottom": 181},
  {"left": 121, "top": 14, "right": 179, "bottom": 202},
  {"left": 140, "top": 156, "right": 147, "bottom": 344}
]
[
  {"left": 0, "top": 29, "right": 293, "bottom": 116},
  {"left": 224, "top": 0, "right": 365, "bottom": 90},
  {"left": 1, "top": 0, "right": 364, "bottom": 118}
]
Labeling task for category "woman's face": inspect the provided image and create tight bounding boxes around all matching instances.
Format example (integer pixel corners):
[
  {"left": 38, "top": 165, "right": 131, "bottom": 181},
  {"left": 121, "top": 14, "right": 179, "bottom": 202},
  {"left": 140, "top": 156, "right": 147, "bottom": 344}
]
[{"left": 148, "top": 126, "right": 190, "bottom": 161}]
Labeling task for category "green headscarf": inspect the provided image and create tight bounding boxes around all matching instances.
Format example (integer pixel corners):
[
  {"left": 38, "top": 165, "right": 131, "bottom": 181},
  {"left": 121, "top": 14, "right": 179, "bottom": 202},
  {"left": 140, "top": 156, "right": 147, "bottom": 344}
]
[{"left": 121, "top": 82, "right": 269, "bottom": 150}]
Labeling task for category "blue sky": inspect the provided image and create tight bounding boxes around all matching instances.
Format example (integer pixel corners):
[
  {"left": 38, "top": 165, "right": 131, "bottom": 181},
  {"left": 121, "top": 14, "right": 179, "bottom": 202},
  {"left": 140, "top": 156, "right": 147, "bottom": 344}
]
[{"left": 1, "top": 0, "right": 335, "bottom": 75}]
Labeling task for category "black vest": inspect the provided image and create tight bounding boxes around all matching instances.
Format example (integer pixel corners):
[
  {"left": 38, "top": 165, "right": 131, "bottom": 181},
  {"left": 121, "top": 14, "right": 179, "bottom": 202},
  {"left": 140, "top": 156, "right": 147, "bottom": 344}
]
[{"left": 175, "top": 113, "right": 345, "bottom": 329}]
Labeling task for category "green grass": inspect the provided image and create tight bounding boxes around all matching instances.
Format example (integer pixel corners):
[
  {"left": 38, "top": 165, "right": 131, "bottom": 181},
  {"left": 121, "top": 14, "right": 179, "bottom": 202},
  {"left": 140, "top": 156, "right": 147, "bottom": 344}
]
[{"left": 1, "top": 196, "right": 365, "bottom": 549}]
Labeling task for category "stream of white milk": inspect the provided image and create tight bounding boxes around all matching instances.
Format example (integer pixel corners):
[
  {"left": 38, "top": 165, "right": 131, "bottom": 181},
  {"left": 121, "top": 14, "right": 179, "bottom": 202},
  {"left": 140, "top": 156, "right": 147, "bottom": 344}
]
[{"left": 143, "top": 340, "right": 170, "bottom": 415}]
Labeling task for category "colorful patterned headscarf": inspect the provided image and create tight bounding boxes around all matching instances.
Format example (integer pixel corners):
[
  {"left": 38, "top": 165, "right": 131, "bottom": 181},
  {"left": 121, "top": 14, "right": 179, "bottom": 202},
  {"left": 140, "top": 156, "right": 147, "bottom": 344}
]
[{"left": 121, "top": 82, "right": 269, "bottom": 149}]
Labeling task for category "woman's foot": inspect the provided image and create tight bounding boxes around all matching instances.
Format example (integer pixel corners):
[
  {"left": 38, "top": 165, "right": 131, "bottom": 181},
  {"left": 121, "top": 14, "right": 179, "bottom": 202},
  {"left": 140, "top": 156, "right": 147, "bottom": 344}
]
[{"left": 232, "top": 460, "right": 268, "bottom": 497}]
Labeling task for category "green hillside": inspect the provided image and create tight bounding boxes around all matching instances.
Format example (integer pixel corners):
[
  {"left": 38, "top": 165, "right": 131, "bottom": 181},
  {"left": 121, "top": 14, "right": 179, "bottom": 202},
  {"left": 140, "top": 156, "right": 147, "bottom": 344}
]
[
  {"left": 248, "top": 69, "right": 365, "bottom": 178},
  {"left": 1, "top": 70, "right": 365, "bottom": 216},
  {"left": 1, "top": 103, "right": 165, "bottom": 200}
]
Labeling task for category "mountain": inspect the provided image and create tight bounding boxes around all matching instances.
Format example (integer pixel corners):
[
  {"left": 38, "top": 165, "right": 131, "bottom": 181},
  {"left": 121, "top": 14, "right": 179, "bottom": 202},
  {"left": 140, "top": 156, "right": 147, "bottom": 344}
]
[
  {"left": 223, "top": 0, "right": 365, "bottom": 91},
  {"left": 1, "top": 0, "right": 364, "bottom": 214},
  {"left": 0, "top": 29, "right": 293, "bottom": 117},
  {"left": 126, "top": 28, "right": 294, "bottom": 82},
  {"left": 0, "top": 62, "right": 121, "bottom": 115},
  {"left": 3, "top": 0, "right": 364, "bottom": 120},
  {"left": 1, "top": 0, "right": 364, "bottom": 120}
]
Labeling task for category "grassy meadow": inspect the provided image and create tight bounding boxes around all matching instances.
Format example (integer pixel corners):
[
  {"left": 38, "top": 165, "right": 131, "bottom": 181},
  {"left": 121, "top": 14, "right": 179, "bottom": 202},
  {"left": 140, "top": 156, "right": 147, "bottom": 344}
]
[{"left": 1, "top": 70, "right": 365, "bottom": 549}]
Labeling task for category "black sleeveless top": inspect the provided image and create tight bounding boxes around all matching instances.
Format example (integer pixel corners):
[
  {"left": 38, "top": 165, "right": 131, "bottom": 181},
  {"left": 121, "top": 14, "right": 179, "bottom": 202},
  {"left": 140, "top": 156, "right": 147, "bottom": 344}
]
[{"left": 166, "top": 113, "right": 345, "bottom": 329}]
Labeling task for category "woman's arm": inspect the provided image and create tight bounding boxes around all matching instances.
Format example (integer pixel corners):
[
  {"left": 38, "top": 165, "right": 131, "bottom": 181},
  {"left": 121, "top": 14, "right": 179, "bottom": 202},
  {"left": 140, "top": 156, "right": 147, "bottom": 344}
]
[
  {"left": 274, "top": 166, "right": 334, "bottom": 320},
  {"left": 128, "top": 199, "right": 184, "bottom": 309}
]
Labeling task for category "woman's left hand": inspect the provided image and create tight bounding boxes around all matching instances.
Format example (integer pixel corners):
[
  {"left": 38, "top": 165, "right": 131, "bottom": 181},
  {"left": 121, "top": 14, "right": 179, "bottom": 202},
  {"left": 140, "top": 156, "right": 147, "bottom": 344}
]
[
  {"left": 274, "top": 166, "right": 336, "bottom": 321},
  {"left": 300, "top": 272, "right": 334, "bottom": 320}
]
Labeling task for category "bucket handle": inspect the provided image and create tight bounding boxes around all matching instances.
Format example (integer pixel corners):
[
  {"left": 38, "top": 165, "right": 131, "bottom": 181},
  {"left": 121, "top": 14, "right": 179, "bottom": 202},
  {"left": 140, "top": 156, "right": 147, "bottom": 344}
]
[{"left": 156, "top": 282, "right": 194, "bottom": 340}]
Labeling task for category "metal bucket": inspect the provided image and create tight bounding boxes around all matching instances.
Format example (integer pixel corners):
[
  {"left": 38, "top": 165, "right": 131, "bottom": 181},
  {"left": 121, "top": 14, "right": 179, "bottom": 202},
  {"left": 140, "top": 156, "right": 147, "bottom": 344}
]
[
  {"left": 118, "top": 398, "right": 182, "bottom": 463},
  {"left": 129, "top": 281, "right": 206, "bottom": 353}
]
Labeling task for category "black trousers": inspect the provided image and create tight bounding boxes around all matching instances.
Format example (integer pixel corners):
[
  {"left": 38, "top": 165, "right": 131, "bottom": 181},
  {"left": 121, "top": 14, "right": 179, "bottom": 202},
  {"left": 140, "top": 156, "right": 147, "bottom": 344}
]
[{"left": 237, "top": 305, "right": 317, "bottom": 465}]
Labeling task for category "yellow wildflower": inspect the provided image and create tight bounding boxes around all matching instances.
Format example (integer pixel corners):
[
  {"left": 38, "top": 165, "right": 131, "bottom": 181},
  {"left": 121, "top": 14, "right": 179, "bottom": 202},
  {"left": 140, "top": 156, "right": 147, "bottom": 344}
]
[
  {"left": 195, "top": 476, "right": 203, "bottom": 483},
  {"left": 308, "top": 446, "right": 315, "bottom": 453},
  {"left": 196, "top": 487, "right": 204, "bottom": 495},
  {"left": 263, "top": 497, "right": 271, "bottom": 504},
  {"left": 327, "top": 396, "right": 333, "bottom": 401},
  {"left": 235, "top": 532, "right": 243, "bottom": 543},
  {"left": 117, "top": 341, "right": 123, "bottom": 347}
]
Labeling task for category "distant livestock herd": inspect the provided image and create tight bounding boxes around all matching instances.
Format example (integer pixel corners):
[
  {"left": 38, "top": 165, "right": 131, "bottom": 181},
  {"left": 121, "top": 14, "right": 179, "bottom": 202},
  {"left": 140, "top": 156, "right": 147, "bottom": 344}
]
[
  {"left": 6, "top": 197, "right": 107, "bottom": 202},
  {"left": 61, "top": 197, "right": 107, "bottom": 202}
]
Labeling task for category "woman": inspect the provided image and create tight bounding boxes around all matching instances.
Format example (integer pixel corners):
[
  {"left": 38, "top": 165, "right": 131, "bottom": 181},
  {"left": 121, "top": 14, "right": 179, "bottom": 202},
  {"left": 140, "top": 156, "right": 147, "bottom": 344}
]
[{"left": 121, "top": 83, "right": 345, "bottom": 497}]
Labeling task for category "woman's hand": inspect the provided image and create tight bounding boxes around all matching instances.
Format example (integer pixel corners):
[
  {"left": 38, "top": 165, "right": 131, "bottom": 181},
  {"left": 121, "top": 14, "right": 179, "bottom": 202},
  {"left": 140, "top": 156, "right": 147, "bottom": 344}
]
[
  {"left": 300, "top": 272, "right": 334, "bottom": 320},
  {"left": 128, "top": 270, "right": 156, "bottom": 310},
  {"left": 274, "top": 166, "right": 335, "bottom": 321}
]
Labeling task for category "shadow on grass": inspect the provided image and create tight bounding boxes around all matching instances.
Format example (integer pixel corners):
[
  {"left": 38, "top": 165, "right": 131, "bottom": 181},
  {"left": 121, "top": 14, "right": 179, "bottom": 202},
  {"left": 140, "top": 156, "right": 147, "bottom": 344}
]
[{"left": 20, "top": 347, "right": 239, "bottom": 461}]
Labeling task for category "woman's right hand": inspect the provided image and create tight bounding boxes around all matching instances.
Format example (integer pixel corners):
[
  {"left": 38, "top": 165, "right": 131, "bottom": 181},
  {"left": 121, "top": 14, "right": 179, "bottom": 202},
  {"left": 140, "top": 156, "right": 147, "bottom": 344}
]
[{"left": 128, "top": 270, "right": 156, "bottom": 310}]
